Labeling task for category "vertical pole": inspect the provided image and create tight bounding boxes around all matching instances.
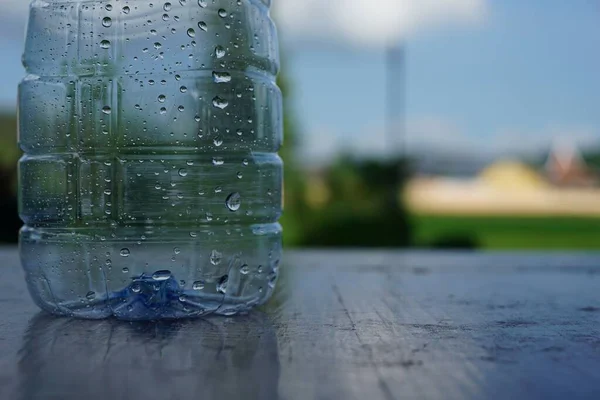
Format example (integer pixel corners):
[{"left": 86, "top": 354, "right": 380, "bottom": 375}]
[
  {"left": 386, "top": 42, "right": 406, "bottom": 159},
  {"left": 385, "top": 42, "right": 406, "bottom": 210}
]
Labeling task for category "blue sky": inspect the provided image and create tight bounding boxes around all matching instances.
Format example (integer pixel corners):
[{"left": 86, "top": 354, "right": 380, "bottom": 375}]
[{"left": 1, "top": 0, "right": 599, "bottom": 162}]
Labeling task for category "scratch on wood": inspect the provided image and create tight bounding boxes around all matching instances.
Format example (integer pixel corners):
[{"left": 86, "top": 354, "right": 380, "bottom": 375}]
[{"left": 331, "top": 283, "right": 397, "bottom": 400}]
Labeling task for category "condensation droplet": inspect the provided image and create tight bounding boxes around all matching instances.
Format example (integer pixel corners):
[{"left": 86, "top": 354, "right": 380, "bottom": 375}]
[
  {"left": 102, "top": 106, "right": 112, "bottom": 115},
  {"left": 86, "top": 291, "right": 96, "bottom": 300},
  {"left": 217, "top": 275, "right": 229, "bottom": 293},
  {"left": 152, "top": 270, "right": 172, "bottom": 281},
  {"left": 120, "top": 248, "right": 130, "bottom": 257},
  {"left": 193, "top": 280, "right": 205, "bottom": 290},
  {"left": 178, "top": 168, "right": 188, "bottom": 177},
  {"left": 215, "top": 45, "right": 226, "bottom": 59},
  {"left": 226, "top": 192, "right": 241, "bottom": 211},
  {"left": 212, "top": 71, "right": 232, "bottom": 83},
  {"left": 218, "top": 8, "right": 227, "bottom": 18},
  {"left": 187, "top": 28, "right": 195, "bottom": 38},
  {"left": 240, "top": 264, "right": 250, "bottom": 275},
  {"left": 102, "top": 17, "right": 112, "bottom": 28},
  {"left": 212, "top": 157, "right": 224, "bottom": 166},
  {"left": 198, "top": 21, "right": 207, "bottom": 31},
  {"left": 100, "top": 40, "right": 111, "bottom": 49},
  {"left": 212, "top": 96, "right": 228, "bottom": 109},
  {"left": 210, "top": 250, "right": 222, "bottom": 265}
]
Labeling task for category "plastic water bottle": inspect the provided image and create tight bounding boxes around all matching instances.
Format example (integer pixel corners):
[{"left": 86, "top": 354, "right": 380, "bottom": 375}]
[{"left": 19, "top": 0, "right": 282, "bottom": 319}]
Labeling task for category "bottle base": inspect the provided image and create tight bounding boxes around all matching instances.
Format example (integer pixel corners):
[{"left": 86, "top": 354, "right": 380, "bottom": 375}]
[{"left": 20, "top": 225, "right": 281, "bottom": 320}]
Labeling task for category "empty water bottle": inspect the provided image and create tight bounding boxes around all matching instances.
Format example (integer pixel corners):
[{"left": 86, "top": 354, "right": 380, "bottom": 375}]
[{"left": 19, "top": 0, "right": 283, "bottom": 319}]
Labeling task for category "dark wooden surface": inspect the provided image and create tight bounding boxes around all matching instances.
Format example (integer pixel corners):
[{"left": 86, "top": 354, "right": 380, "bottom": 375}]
[{"left": 1, "top": 248, "right": 599, "bottom": 400}]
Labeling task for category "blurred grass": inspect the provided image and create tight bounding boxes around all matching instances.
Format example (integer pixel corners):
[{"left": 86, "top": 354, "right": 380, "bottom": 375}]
[{"left": 413, "top": 214, "right": 600, "bottom": 250}]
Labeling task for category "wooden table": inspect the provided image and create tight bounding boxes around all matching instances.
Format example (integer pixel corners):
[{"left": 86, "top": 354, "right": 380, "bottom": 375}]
[{"left": 1, "top": 248, "right": 599, "bottom": 400}]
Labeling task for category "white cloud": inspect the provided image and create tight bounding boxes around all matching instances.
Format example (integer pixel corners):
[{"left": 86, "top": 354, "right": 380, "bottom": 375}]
[{"left": 274, "top": 0, "right": 488, "bottom": 47}]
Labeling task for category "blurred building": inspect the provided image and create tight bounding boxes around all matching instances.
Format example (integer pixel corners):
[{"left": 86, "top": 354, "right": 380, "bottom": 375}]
[
  {"left": 405, "top": 143, "right": 600, "bottom": 216},
  {"left": 545, "top": 141, "right": 598, "bottom": 187}
]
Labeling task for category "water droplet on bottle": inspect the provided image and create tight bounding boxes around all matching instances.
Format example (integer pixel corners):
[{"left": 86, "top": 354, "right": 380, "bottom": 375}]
[
  {"left": 192, "top": 280, "right": 205, "bottom": 290},
  {"left": 104, "top": 189, "right": 112, "bottom": 195},
  {"left": 189, "top": 231, "right": 197, "bottom": 238},
  {"left": 100, "top": 40, "right": 111, "bottom": 49},
  {"left": 180, "top": 86, "right": 188, "bottom": 93},
  {"left": 212, "top": 157, "right": 224, "bottom": 166},
  {"left": 178, "top": 168, "right": 188, "bottom": 177},
  {"left": 86, "top": 291, "right": 96, "bottom": 300},
  {"left": 212, "top": 96, "right": 228, "bottom": 109},
  {"left": 213, "top": 136, "right": 223, "bottom": 146},
  {"left": 236, "top": 171, "right": 243, "bottom": 179},
  {"left": 214, "top": 186, "right": 222, "bottom": 193},
  {"left": 210, "top": 250, "right": 222, "bottom": 265},
  {"left": 198, "top": 21, "right": 207, "bottom": 31},
  {"left": 102, "top": 106, "right": 112, "bottom": 115},
  {"left": 131, "top": 283, "right": 141, "bottom": 293},
  {"left": 158, "top": 94, "right": 166, "bottom": 103},
  {"left": 187, "top": 28, "right": 196, "bottom": 38},
  {"left": 105, "top": 4, "right": 113, "bottom": 11},
  {"left": 212, "top": 71, "right": 232, "bottom": 83},
  {"left": 102, "top": 17, "right": 112, "bottom": 28},
  {"left": 120, "top": 248, "right": 130, "bottom": 257},
  {"left": 122, "top": 6, "right": 130, "bottom": 14},
  {"left": 160, "top": 107, "right": 167, "bottom": 114},
  {"left": 215, "top": 45, "right": 226, "bottom": 58},
  {"left": 154, "top": 42, "right": 162, "bottom": 49},
  {"left": 122, "top": 267, "right": 129, "bottom": 273},
  {"left": 217, "top": 275, "right": 228, "bottom": 293},
  {"left": 240, "top": 264, "right": 250, "bottom": 275},
  {"left": 236, "top": 129, "right": 243, "bottom": 136},
  {"left": 242, "top": 159, "right": 249, "bottom": 166},
  {"left": 205, "top": 212, "right": 213, "bottom": 221},
  {"left": 226, "top": 192, "right": 241, "bottom": 211},
  {"left": 218, "top": 8, "right": 227, "bottom": 18},
  {"left": 164, "top": 2, "right": 172, "bottom": 11},
  {"left": 198, "top": 0, "right": 207, "bottom": 7},
  {"left": 174, "top": 247, "right": 181, "bottom": 255},
  {"left": 268, "top": 273, "right": 278, "bottom": 288},
  {"left": 178, "top": 105, "right": 185, "bottom": 112},
  {"left": 152, "top": 270, "right": 172, "bottom": 281}
]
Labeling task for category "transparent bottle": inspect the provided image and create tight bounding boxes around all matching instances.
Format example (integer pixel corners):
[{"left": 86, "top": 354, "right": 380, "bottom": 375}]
[{"left": 19, "top": 0, "right": 283, "bottom": 320}]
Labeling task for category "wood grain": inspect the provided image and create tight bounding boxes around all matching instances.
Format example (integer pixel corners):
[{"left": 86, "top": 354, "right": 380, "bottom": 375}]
[{"left": 1, "top": 248, "right": 599, "bottom": 399}]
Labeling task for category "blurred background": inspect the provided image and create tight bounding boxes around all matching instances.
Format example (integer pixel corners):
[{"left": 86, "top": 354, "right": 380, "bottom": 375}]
[{"left": 1, "top": 0, "right": 600, "bottom": 249}]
